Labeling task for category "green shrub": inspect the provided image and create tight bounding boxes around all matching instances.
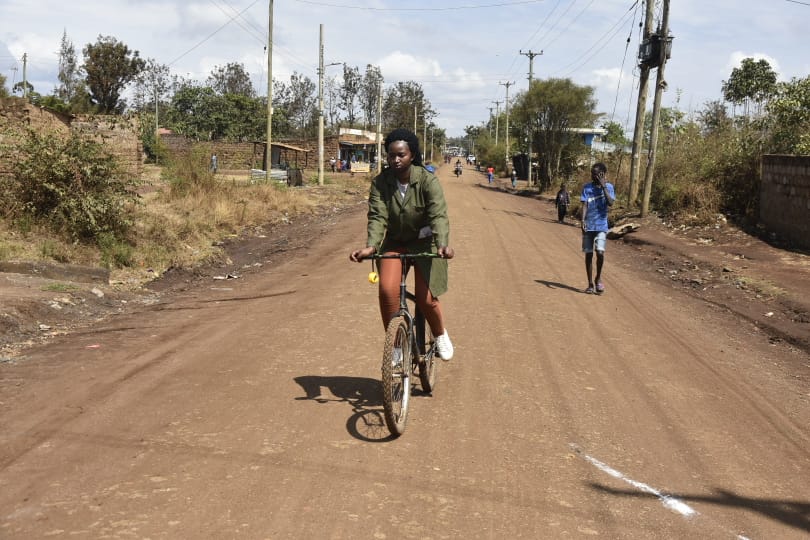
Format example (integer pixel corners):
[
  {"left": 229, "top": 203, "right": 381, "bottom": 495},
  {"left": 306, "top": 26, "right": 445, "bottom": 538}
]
[
  {"left": 10, "top": 130, "right": 138, "bottom": 242},
  {"left": 163, "top": 143, "right": 218, "bottom": 198},
  {"left": 98, "top": 232, "right": 134, "bottom": 268}
]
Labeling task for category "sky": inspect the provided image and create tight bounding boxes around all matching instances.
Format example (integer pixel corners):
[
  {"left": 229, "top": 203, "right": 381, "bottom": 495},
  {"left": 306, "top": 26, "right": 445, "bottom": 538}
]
[{"left": 1, "top": 0, "right": 808, "bottom": 138}]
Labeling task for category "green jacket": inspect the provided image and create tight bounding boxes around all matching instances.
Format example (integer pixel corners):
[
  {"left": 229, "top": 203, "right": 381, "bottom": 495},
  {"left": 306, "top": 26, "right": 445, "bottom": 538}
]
[{"left": 366, "top": 165, "right": 450, "bottom": 296}]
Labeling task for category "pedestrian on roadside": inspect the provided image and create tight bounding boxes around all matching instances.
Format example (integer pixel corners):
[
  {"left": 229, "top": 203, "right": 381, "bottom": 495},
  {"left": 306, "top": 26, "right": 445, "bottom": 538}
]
[
  {"left": 555, "top": 182, "right": 570, "bottom": 223},
  {"left": 349, "top": 127, "right": 455, "bottom": 361},
  {"left": 210, "top": 153, "right": 218, "bottom": 173},
  {"left": 581, "top": 162, "right": 615, "bottom": 295},
  {"left": 329, "top": 156, "right": 336, "bottom": 173},
  {"left": 486, "top": 165, "right": 494, "bottom": 184},
  {"left": 511, "top": 168, "right": 517, "bottom": 189}
]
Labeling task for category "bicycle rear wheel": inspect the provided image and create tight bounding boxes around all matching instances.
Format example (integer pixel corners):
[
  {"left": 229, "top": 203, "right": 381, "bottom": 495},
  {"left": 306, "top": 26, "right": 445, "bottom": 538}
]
[
  {"left": 381, "top": 316, "right": 411, "bottom": 436},
  {"left": 415, "top": 312, "right": 438, "bottom": 394}
]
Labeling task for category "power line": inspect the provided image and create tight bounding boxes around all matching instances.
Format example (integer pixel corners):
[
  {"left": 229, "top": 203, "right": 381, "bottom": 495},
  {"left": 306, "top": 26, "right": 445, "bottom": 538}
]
[
  {"left": 168, "top": 0, "right": 262, "bottom": 66},
  {"left": 294, "top": 0, "right": 545, "bottom": 10},
  {"left": 553, "top": 1, "right": 638, "bottom": 77},
  {"left": 608, "top": 0, "right": 641, "bottom": 125}
]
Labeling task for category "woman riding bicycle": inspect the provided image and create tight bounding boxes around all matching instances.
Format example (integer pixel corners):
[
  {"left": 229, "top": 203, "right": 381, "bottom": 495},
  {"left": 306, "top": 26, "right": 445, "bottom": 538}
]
[{"left": 350, "top": 128, "right": 455, "bottom": 360}]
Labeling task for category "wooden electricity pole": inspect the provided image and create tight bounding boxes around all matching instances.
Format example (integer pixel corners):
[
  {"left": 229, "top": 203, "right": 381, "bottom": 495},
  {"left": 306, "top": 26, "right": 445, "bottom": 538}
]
[
  {"left": 491, "top": 100, "right": 501, "bottom": 146},
  {"left": 628, "top": 0, "right": 655, "bottom": 207},
  {"left": 317, "top": 24, "right": 325, "bottom": 186},
  {"left": 500, "top": 80, "right": 515, "bottom": 171},
  {"left": 376, "top": 81, "right": 383, "bottom": 173},
  {"left": 520, "top": 49, "right": 542, "bottom": 186},
  {"left": 265, "top": 0, "right": 274, "bottom": 173},
  {"left": 641, "top": 0, "right": 671, "bottom": 217}
]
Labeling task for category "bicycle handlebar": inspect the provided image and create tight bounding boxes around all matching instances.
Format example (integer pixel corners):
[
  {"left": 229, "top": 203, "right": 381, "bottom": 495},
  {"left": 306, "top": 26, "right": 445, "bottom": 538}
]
[{"left": 358, "top": 252, "right": 441, "bottom": 261}]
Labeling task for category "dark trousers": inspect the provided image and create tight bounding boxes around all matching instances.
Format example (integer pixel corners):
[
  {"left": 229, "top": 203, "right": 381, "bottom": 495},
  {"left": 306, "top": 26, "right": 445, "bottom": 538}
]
[{"left": 557, "top": 205, "right": 567, "bottom": 222}]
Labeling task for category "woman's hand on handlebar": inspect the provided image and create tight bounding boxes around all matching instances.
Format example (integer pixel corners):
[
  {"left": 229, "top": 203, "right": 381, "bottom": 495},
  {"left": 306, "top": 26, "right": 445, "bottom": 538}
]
[
  {"left": 438, "top": 246, "right": 455, "bottom": 259},
  {"left": 350, "top": 246, "right": 376, "bottom": 262}
]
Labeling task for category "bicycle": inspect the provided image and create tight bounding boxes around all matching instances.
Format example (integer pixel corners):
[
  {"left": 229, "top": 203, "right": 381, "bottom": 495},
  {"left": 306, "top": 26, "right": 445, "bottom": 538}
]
[{"left": 360, "top": 252, "right": 441, "bottom": 436}]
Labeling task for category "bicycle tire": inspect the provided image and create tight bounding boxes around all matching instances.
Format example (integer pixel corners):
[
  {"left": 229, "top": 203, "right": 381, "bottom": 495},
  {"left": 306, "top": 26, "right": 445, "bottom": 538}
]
[
  {"left": 381, "top": 316, "right": 411, "bottom": 436},
  {"left": 415, "top": 313, "right": 438, "bottom": 394}
]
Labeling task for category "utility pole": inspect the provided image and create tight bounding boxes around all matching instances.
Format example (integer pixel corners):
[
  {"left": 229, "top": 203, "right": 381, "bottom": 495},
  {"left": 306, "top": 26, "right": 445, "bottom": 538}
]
[
  {"left": 316, "top": 25, "right": 341, "bottom": 186},
  {"left": 414, "top": 104, "right": 418, "bottom": 132},
  {"left": 423, "top": 120, "right": 427, "bottom": 163},
  {"left": 500, "top": 80, "right": 515, "bottom": 171},
  {"left": 154, "top": 75, "right": 159, "bottom": 165},
  {"left": 487, "top": 106, "right": 495, "bottom": 137},
  {"left": 628, "top": 0, "right": 654, "bottom": 206},
  {"left": 22, "top": 53, "right": 28, "bottom": 99},
  {"left": 318, "top": 25, "right": 325, "bottom": 186},
  {"left": 520, "top": 49, "right": 542, "bottom": 186},
  {"left": 376, "top": 81, "right": 383, "bottom": 173},
  {"left": 491, "top": 100, "right": 501, "bottom": 146},
  {"left": 265, "top": 0, "right": 274, "bottom": 173},
  {"left": 641, "top": 0, "right": 671, "bottom": 217}
]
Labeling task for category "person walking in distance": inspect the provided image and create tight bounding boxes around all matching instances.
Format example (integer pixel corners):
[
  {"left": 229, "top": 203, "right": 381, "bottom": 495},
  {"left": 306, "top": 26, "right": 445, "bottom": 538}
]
[
  {"left": 555, "top": 182, "right": 570, "bottom": 223},
  {"left": 486, "top": 165, "right": 494, "bottom": 184},
  {"left": 350, "top": 128, "right": 455, "bottom": 360},
  {"left": 580, "top": 163, "right": 615, "bottom": 294},
  {"left": 510, "top": 168, "right": 517, "bottom": 189}
]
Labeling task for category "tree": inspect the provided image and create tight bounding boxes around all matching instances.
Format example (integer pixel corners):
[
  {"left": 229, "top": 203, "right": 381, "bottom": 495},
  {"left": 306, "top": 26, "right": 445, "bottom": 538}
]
[
  {"left": 273, "top": 72, "right": 317, "bottom": 138},
  {"left": 324, "top": 74, "right": 342, "bottom": 129},
  {"left": 359, "top": 65, "right": 384, "bottom": 129},
  {"left": 207, "top": 62, "right": 255, "bottom": 97},
  {"left": 82, "top": 35, "right": 146, "bottom": 113},
  {"left": 56, "top": 30, "right": 82, "bottom": 104},
  {"left": 512, "top": 78, "right": 598, "bottom": 190},
  {"left": 766, "top": 75, "right": 810, "bottom": 154},
  {"left": 132, "top": 59, "right": 172, "bottom": 112},
  {"left": 600, "top": 120, "right": 629, "bottom": 149},
  {"left": 698, "top": 100, "right": 733, "bottom": 135},
  {"left": 382, "top": 81, "right": 433, "bottom": 134},
  {"left": 164, "top": 82, "right": 266, "bottom": 141},
  {"left": 722, "top": 57, "right": 777, "bottom": 117},
  {"left": 0, "top": 73, "right": 8, "bottom": 98},
  {"left": 339, "top": 64, "right": 361, "bottom": 126}
]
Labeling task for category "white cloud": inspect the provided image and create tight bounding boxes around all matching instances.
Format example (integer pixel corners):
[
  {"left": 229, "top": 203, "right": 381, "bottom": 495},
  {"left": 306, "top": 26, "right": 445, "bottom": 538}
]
[{"left": 377, "top": 51, "right": 441, "bottom": 81}]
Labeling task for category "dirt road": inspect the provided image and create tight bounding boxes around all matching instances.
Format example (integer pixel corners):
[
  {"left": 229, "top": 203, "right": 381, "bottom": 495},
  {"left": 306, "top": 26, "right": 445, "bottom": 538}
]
[{"left": 1, "top": 164, "right": 809, "bottom": 539}]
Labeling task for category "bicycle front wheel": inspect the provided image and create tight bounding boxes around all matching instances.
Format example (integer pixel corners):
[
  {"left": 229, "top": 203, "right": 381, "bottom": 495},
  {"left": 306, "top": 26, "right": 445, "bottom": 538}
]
[{"left": 381, "top": 316, "right": 411, "bottom": 436}]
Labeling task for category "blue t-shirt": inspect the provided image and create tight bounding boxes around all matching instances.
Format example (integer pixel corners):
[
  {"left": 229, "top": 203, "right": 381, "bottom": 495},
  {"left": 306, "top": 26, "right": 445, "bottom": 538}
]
[{"left": 581, "top": 182, "right": 615, "bottom": 232}]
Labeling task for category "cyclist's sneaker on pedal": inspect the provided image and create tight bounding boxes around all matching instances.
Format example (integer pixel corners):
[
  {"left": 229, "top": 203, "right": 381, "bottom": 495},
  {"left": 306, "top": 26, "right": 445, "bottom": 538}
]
[{"left": 435, "top": 331, "right": 454, "bottom": 361}]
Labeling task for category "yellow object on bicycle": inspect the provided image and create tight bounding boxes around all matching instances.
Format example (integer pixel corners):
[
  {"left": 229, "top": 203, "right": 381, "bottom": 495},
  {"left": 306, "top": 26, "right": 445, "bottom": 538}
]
[{"left": 368, "top": 271, "right": 379, "bottom": 284}]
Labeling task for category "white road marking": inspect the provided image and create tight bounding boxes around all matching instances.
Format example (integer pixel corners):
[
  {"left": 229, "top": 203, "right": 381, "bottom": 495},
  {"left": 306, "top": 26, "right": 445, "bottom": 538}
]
[
  {"left": 580, "top": 449, "right": 698, "bottom": 517},
  {"left": 571, "top": 444, "right": 752, "bottom": 540}
]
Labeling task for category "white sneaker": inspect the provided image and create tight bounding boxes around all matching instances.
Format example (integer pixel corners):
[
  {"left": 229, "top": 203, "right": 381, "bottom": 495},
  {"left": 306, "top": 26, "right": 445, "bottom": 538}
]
[{"left": 435, "top": 331, "right": 454, "bottom": 361}]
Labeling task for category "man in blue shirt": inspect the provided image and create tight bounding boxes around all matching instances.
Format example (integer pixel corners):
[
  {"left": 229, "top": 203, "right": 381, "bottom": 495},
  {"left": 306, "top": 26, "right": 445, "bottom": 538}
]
[{"left": 580, "top": 162, "right": 615, "bottom": 294}]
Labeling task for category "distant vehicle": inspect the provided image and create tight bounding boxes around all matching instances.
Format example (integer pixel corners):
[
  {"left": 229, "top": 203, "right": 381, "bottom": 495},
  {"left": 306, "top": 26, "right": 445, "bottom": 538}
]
[{"left": 467, "top": 155, "right": 476, "bottom": 164}]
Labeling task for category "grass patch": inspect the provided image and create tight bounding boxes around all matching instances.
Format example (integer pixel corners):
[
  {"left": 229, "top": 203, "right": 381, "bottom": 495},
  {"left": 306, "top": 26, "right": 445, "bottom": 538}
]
[{"left": 41, "top": 283, "right": 80, "bottom": 292}]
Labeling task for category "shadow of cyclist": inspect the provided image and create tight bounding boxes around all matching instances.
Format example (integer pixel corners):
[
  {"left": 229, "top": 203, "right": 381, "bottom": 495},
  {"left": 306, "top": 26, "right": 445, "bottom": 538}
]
[{"left": 294, "top": 375, "right": 395, "bottom": 442}]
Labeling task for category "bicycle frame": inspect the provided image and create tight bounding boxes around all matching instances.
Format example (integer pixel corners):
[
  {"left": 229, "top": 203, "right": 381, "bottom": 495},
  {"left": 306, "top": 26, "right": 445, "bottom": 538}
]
[
  {"left": 365, "top": 252, "right": 438, "bottom": 352},
  {"left": 360, "top": 252, "right": 441, "bottom": 435}
]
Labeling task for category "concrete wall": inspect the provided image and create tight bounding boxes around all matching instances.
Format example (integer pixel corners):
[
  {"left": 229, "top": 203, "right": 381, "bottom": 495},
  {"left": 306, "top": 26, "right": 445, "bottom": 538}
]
[{"left": 761, "top": 154, "right": 810, "bottom": 250}]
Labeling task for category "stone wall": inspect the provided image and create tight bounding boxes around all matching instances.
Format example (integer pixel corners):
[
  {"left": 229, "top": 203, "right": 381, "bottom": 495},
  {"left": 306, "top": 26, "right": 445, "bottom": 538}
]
[
  {"left": 71, "top": 115, "right": 143, "bottom": 180},
  {"left": 0, "top": 98, "right": 142, "bottom": 180},
  {"left": 0, "top": 98, "right": 72, "bottom": 177},
  {"left": 160, "top": 135, "right": 329, "bottom": 171},
  {"left": 761, "top": 154, "right": 810, "bottom": 250}
]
